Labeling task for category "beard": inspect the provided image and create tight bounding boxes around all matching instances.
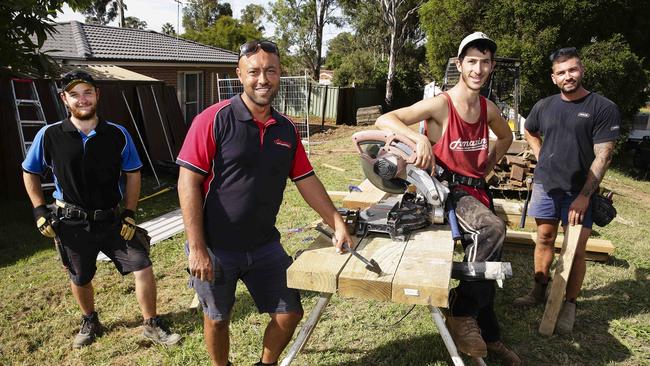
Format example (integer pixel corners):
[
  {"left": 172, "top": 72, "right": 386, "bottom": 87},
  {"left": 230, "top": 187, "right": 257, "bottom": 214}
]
[
  {"left": 561, "top": 79, "right": 581, "bottom": 94},
  {"left": 244, "top": 84, "right": 279, "bottom": 107},
  {"left": 68, "top": 104, "right": 97, "bottom": 120}
]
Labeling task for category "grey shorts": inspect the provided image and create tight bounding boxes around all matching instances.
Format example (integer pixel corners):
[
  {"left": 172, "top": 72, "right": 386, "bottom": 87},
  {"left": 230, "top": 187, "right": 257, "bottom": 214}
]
[{"left": 185, "top": 239, "right": 303, "bottom": 321}]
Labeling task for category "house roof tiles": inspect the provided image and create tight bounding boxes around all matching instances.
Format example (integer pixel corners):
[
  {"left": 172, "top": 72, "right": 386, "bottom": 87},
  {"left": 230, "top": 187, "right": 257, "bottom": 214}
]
[{"left": 42, "top": 21, "right": 238, "bottom": 64}]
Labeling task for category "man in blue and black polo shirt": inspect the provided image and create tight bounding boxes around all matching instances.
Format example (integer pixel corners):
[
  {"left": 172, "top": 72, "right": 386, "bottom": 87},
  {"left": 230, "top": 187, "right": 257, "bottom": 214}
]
[
  {"left": 22, "top": 70, "right": 180, "bottom": 349},
  {"left": 177, "top": 40, "right": 353, "bottom": 366}
]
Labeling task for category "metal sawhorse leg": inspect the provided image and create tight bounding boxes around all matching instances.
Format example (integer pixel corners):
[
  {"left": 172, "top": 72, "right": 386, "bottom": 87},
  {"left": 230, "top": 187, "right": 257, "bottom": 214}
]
[{"left": 280, "top": 294, "right": 486, "bottom": 366}]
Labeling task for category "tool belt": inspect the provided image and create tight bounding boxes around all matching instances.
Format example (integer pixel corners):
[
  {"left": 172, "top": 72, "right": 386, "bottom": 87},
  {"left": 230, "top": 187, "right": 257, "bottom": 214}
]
[
  {"left": 437, "top": 167, "right": 486, "bottom": 189},
  {"left": 55, "top": 200, "right": 116, "bottom": 221}
]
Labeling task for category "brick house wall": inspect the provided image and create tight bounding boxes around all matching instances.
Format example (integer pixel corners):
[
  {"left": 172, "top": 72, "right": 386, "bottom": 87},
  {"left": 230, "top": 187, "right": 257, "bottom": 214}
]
[{"left": 122, "top": 64, "right": 236, "bottom": 119}]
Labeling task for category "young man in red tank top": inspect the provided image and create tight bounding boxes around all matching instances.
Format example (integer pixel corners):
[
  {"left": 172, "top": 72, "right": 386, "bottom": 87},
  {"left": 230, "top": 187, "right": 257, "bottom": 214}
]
[{"left": 376, "top": 32, "right": 520, "bottom": 365}]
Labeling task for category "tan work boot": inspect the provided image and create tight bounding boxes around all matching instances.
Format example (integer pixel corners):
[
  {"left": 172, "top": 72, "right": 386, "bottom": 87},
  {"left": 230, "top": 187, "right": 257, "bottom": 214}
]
[
  {"left": 555, "top": 300, "right": 577, "bottom": 334},
  {"left": 445, "top": 315, "right": 487, "bottom": 357},
  {"left": 513, "top": 280, "right": 547, "bottom": 307},
  {"left": 487, "top": 340, "right": 522, "bottom": 366}
]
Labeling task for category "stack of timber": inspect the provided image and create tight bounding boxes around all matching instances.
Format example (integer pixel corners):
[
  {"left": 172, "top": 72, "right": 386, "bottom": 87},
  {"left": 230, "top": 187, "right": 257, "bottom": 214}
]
[
  {"left": 355, "top": 105, "right": 383, "bottom": 126},
  {"left": 487, "top": 139, "right": 536, "bottom": 191},
  {"left": 504, "top": 230, "right": 614, "bottom": 262}
]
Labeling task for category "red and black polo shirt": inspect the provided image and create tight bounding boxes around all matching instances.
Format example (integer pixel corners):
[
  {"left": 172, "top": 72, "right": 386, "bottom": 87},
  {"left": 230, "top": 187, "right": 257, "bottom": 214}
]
[{"left": 176, "top": 94, "right": 314, "bottom": 251}]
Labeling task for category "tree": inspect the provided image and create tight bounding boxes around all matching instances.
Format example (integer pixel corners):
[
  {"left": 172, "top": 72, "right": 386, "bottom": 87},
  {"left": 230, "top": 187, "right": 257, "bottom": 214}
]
[
  {"left": 161, "top": 22, "right": 176, "bottom": 36},
  {"left": 340, "top": 0, "right": 423, "bottom": 107},
  {"left": 269, "top": 0, "right": 342, "bottom": 79},
  {"left": 182, "top": 0, "right": 232, "bottom": 33},
  {"left": 124, "top": 15, "right": 146, "bottom": 29},
  {"left": 182, "top": 16, "right": 262, "bottom": 52},
  {"left": 80, "top": 0, "right": 122, "bottom": 25},
  {"left": 419, "top": 0, "right": 649, "bottom": 130},
  {"left": 240, "top": 3, "right": 266, "bottom": 33},
  {"left": 1, "top": 0, "right": 93, "bottom": 76}
]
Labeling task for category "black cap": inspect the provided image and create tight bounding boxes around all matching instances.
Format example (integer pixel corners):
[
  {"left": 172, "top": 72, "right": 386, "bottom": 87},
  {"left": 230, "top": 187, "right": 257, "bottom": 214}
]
[{"left": 61, "top": 70, "right": 96, "bottom": 91}]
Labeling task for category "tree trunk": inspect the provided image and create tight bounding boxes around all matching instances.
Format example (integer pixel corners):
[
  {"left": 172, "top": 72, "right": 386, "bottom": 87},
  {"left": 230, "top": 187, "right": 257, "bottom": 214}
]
[{"left": 385, "top": 30, "right": 397, "bottom": 107}]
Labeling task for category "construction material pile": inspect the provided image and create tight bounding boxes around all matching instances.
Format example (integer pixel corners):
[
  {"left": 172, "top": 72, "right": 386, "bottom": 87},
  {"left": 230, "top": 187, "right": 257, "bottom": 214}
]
[{"left": 486, "top": 139, "right": 536, "bottom": 191}]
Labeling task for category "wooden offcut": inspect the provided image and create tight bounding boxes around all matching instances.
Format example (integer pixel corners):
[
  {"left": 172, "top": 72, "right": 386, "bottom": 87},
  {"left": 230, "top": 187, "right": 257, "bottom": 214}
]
[
  {"left": 356, "top": 105, "right": 383, "bottom": 126},
  {"left": 539, "top": 224, "right": 582, "bottom": 336},
  {"left": 286, "top": 232, "right": 356, "bottom": 293},
  {"left": 342, "top": 179, "right": 390, "bottom": 209},
  {"left": 326, "top": 191, "right": 349, "bottom": 201},
  {"left": 337, "top": 235, "right": 406, "bottom": 301},
  {"left": 392, "top": 228, "right": 454, "bottom": 307}
]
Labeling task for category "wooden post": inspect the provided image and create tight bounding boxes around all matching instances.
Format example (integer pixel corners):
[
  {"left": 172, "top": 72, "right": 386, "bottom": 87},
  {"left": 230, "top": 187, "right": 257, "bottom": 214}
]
[{"left": 538, "top": 224, "right": 582, "bottom": 335}]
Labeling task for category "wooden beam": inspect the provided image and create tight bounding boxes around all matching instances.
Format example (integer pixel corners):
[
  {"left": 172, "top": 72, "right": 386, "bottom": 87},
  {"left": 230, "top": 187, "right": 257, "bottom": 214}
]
[
  {"left": 505, "top": 230, "right": 614, "bottom": 256},
  {"left": 286, "top": 232, "right": 357, "bottom": 293},
  {"left": 337, "top": 235, "right": 406, "bottom": 301},
  {"left": 326, "top": 191, "right": 349, "bottom": 201},
  {"left": 392, "top": 228, "right": 454, "bottom": 307},
  {"left": 539, "top": 224, "right": 582, "bottom": 335},
  {"left": 322, "top": 163, "right": 346, "bottom": 172},
  {"left": 493, "top": 199, "right": 524, "bottom": 215},
  {"left": 342, "top": 179, "right": 390, "bottom": 209}
]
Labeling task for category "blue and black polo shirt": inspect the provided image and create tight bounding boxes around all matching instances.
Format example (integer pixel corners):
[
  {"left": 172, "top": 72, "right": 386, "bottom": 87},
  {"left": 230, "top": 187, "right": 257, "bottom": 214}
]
[
  {"left": 22, "top": 118, "right": 143, "bottom": 210},
  {"left": 176, "top": 94, "right": 314, "bottom": 251}
]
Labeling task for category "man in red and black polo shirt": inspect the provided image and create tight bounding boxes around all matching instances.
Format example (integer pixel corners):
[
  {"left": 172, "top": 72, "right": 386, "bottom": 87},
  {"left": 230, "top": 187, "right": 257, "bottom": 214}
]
[{"left": 177, "top": 40, "right": 352, "bottom": 366}]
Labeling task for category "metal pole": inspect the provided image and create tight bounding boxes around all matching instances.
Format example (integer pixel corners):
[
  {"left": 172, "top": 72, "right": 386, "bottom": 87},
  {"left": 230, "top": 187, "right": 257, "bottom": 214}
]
[
  {"left": 280, "top": 293, "right": 333, "bottom": 366},
  {"left": 122, "top": 91, "right": 161, "bottom": 187},
  {"left": 150, "top": 85, "right": 175, "bottom": 161},
  {"left": 321, "top": 84, "right": 328, "bottom": 129},
  {"left": 429, "top": 306, "right": 466, "bottom": 366}
]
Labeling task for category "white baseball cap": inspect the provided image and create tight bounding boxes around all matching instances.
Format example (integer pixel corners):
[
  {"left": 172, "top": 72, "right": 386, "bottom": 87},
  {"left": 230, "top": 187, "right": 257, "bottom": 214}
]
[{"left": 457, "top": 32, "right": 497, "bottom": 57}]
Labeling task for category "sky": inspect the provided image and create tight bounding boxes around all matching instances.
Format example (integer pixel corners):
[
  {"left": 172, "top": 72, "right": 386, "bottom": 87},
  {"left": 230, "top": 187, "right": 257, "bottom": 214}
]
[{"left": 56, "top": 0, "right": 347, "bottom": 50}]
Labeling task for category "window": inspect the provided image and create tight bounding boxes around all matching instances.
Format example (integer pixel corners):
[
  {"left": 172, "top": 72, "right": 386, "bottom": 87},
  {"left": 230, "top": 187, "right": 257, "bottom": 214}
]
[{"left": 177, "top": 71, "right": 203, "bottom": 125}]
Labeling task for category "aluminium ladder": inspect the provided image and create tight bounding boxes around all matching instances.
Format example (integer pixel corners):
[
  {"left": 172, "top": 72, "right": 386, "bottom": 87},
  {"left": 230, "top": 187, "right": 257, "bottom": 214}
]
[{"left": 10, "top": 79, "right": 54, "bottom": 189}]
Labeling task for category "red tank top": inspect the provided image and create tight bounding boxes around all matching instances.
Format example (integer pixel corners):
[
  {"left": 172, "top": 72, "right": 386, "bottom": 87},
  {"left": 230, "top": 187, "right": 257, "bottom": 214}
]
[{"left": 432, "top": 92, "right": 489, "bottom": 179}]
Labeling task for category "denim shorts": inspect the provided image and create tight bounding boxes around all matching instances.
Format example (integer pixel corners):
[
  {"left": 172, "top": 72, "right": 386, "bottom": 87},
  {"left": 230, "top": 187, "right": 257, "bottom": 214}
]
[
  {"left": 185, "top": 239, "right": 302, "bottom": 321},
  {"left": 528, "top": 182, "right": 593, "bottom": 229}
]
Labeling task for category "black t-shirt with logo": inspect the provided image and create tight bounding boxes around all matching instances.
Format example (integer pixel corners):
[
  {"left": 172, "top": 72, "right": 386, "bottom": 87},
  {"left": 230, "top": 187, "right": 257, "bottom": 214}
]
[{"left": 524, "top": 92, "right": 620, "bottom": 193}]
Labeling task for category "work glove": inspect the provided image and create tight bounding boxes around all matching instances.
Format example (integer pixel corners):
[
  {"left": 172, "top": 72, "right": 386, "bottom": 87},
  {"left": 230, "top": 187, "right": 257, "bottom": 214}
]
[
  {"left": 33, "top": 204, "right": 56, "bottom": 238},
  {"left": 120, "top": 209, "right": 137, "bottom": 241}
]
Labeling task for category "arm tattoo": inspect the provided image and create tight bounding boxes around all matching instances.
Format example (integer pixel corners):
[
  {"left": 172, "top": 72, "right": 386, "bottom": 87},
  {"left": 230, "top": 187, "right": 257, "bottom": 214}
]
[{"left": 580, "top": 141, "right": 615, "bottom": 197}]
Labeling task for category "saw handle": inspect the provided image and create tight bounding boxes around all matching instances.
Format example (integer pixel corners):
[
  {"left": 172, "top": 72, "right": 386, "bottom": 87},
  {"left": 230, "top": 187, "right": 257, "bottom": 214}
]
[{"left": 352, "top": 130, "right": 418, "bottom": 164}]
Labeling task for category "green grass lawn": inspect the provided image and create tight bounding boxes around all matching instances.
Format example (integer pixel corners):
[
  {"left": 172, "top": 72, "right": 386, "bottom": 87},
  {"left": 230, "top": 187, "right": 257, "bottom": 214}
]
[{"left": 1, "top": 125, "right": 649, "bottom": 365}]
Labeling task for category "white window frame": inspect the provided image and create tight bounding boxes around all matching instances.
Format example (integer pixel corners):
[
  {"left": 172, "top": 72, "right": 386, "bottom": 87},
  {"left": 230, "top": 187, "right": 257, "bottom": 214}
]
[{"left": 177, "top": 71, "right": 203, "bottom": 124}]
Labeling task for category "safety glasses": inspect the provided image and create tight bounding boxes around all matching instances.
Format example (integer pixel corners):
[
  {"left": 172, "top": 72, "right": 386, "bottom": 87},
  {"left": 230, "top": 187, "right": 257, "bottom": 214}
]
[
  {"left": 239, "top": 40, "right": 279, "bottom": 59},
  {"left": 549, "top": 47, "right": 577, "bottom": 62}
]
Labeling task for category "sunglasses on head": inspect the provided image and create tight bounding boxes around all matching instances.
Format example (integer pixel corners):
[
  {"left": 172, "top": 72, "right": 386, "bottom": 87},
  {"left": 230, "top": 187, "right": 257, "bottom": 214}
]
[
  {"left": 549, "top": 47, "right": 577, "bottom": 62},
  {"left": 239, "top": 40, "right": 279, "bottom": 59}
]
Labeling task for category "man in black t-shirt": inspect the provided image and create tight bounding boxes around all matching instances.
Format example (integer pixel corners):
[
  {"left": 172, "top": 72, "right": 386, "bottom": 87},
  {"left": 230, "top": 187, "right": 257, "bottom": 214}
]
[{"left": 513, "top": 47, "right": 620, "bottom": 333}]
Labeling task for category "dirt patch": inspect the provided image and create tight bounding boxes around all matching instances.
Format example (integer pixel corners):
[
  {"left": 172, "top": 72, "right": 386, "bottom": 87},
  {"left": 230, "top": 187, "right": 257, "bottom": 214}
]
[{"left": 604, "top": 178, "right": 650, "bottom": 209}]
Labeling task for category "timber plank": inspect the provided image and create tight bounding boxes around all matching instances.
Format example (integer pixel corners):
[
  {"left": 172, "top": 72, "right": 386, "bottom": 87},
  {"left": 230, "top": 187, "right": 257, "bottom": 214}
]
[
  {"left": 286, "top": 233, "right": 355, "bottom": 293},
  {"left": 342, "top": 179, "right": 390, "bottom": 209},
  {"left": 337, "top": 235, "right": 406, "bottom": 301},
  {"left": 392, "top": 228, "right": 454, "bottom": 307},
  {"left": 539, "top": 224, "right": 582, "bottom": 335},
  {"left": 505, "top": 230, "right": 614, "bottom": 255}
]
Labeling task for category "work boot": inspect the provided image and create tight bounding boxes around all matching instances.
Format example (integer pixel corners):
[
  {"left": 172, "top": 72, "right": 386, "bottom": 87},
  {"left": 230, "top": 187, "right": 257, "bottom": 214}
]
[
  {"left": 486, "top": 340, "right": 522, "bottom": 366},
  {"left": 143, "top": 316, "right": 182, "bottom": 346},
  {"left": 513, "top": 280, "right": 547, "bottom": 307},
  {"left": 73, "top": 311, "right": 103, "bottom": 349},
  {"left": 555, "top": 300, "right": 577, "bottom": 334},
  {"left": 445, "top": 315, "right": 487, "bottom": 357}
]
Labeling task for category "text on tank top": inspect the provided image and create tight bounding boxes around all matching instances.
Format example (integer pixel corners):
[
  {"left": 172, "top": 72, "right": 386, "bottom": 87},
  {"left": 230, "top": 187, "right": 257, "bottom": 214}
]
[{"left": 431, "top": 92, "right": 489, "bottom": 178}]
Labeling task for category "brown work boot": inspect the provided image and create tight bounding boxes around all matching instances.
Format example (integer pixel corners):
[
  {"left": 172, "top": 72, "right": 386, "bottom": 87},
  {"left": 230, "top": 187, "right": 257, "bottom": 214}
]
[
  {"left": 513, "top": 280, "right": 547, "bottom": 307},
  {"left": 445, "top": 315, "right": 487, "bottom": 357},
  {"left": 555, "top": 300, "right": 577, "bottom": 334},
  {"left": 487, "top": 340, "right": 522, "bottom": 366}
]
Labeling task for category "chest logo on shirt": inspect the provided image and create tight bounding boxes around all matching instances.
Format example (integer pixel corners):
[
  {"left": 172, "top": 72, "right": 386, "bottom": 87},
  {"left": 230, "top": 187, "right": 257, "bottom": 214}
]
[
  {"left": 449, "top": 138, "right": 488, "bottom": 152},
  {"left": 578, "top": 112, "right": 591, "bottom": 118},
  {"left": 274, "top": 138, "right": 293, "bottom": 149}
]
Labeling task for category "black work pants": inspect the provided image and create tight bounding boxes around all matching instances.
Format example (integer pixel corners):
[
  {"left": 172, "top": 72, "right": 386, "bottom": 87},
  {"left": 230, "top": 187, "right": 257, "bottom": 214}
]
[{"left": 447, "top": 188, "right": 505, "bottom": 342}]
